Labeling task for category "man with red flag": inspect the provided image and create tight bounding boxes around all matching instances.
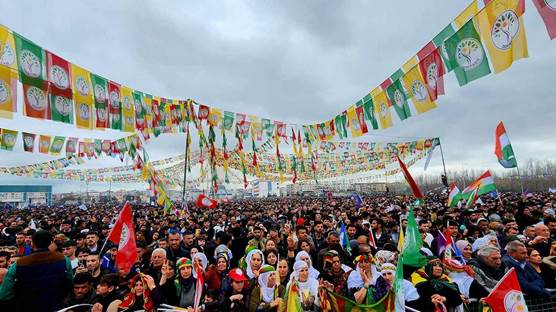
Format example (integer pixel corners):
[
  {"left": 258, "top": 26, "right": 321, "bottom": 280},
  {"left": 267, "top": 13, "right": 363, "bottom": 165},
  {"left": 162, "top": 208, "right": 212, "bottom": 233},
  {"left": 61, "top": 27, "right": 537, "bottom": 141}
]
[{"left": 106, "top": 202, "right": 137, "bottom": 273}]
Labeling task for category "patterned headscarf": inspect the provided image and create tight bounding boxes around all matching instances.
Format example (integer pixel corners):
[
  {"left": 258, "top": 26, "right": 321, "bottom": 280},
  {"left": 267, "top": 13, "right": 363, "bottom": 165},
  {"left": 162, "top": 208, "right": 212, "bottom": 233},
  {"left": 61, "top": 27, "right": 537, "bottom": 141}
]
[{"left": 118, "top": 274, "right": 155, "bottom": 312}]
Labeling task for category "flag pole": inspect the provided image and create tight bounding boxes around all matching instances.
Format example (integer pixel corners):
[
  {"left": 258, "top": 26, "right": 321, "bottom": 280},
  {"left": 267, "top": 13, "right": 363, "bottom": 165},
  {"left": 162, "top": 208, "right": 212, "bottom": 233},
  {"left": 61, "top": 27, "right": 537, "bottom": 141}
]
[
  {"left": 438, "top": 138, "right": 448, "bottom": 182},
  {"left": 515, "top": 164, "right": 525, "bottom": 194},
  {"left": 181, "top": 122, "right": 189, "bottom": 210}
]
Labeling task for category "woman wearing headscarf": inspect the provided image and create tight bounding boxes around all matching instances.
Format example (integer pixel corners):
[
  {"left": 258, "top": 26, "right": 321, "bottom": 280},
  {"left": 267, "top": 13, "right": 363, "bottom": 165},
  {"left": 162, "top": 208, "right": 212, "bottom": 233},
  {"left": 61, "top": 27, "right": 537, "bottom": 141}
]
[
  {"left": 443, "top": 258, "right": 489, "bottom": 301},
  {"left": 295, "top": 250, "right": 320, "bottom": 280},
  {"left": 116, "top": 274, "right": 162, "bottom": 312},
  {"left": 347, "top": 255, "right": 389, "bottom": 305},
  {"left": 455, "top": 240, "right": 473, "bottom": 262},
  {"left": 320, "top": 250, "right": 350, "bottom": 296},
  {"left": 245, "top": 249, "right": 265, "bottom": 280},
  {"left": 378, "top": 262, "right": 420, "bottom": 304},
  {"left": 409, "top": 256, "right": 463, "bottom": 312},
  {"left": 286, "top": 260, "right": 320, "bottom": 311},
  {"left": 205, "top": 252, "right": 230, "bottom": 292},
  {"left": 192, "top": 252, "right": 208, "bottom": 279},
  {"left": 159, "top": 257, "right": 203, "bottom": 309},
  {"left": 249, "top": 265, "right": 285, "bottom": 312}
]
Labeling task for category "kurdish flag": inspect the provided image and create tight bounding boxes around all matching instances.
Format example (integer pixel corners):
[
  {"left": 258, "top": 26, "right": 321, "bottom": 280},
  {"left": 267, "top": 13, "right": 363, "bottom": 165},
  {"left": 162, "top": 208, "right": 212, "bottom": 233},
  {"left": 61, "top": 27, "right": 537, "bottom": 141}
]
[
  {"left": 447, "top": 183, "right": 462, "bottom": 207},
  {"left": 494, "top": 121, "right": 517, "bottom": 168},
  {"left": 462, "top": 170, "right": 497, "bottom": 199}
]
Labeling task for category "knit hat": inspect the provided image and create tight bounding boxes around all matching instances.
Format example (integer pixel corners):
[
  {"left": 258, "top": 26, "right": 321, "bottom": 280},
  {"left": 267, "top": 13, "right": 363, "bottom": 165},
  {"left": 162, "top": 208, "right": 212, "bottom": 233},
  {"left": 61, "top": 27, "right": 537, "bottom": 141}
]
[{"left": 176, "top": 257, "right": 192, "bottom": 270}]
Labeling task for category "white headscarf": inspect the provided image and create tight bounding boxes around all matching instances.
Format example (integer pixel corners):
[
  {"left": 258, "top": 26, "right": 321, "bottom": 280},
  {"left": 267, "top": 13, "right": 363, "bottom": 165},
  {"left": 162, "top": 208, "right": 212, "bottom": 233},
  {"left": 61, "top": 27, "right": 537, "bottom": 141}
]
[
  {"left": 246, "top": 249, "right": 265, "bottom": 279},
  {"left": 295, "top": 250, "right": 320, "bottom": 280},
  {"left": 192, "top": 252, "right": 208, "bottom": 279},
  {"left": 258, "top": 265, "right": 277, "bottom": 303},
  {"left": 289, "top": 260, "right": 319, "bottom": 307}
]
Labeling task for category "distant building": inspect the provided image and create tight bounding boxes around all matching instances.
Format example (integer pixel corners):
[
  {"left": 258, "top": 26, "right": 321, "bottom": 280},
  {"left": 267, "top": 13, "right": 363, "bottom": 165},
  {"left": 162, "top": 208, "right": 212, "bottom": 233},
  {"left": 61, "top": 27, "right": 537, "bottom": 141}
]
[{"left": 0, "top": 185, "right": 52, "bottom": 208}]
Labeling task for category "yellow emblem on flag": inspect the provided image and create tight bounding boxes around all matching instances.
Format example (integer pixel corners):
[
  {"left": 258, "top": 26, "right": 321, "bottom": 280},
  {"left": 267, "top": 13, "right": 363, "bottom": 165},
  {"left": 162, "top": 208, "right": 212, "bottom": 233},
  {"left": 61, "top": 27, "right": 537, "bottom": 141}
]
[
  {"left": 371, "top": 88, "right": 393, "bottom": 129},
  {"left": 71, "top": 64, "right": 94, "bottom": 129},
  {"left": 402, "top": 66, "right": 437, "bottom": 114},
  {"left": 476, "top": 0, "right": 528, "bottom": 73}
]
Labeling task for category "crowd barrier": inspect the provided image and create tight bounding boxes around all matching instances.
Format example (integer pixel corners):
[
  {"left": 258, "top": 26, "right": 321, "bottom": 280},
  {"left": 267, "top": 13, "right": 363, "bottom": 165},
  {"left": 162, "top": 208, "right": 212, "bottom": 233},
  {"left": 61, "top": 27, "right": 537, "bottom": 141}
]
[{"left": 467, "top": 289, "right": 556, "bottom": 312}]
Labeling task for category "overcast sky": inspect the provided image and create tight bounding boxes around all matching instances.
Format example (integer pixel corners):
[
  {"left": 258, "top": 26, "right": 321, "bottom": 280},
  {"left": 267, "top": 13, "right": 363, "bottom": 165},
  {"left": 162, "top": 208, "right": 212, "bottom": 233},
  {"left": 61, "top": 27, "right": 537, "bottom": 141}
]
[{"left": 0, "top": 0, "right": 555, "bottom": 193}]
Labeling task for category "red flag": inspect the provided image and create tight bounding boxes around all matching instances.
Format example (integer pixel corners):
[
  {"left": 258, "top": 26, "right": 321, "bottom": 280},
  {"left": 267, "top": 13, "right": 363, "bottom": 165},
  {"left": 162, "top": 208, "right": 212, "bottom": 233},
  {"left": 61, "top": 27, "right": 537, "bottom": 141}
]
[
  {"left": 107, "top": 202, "right": 137, "bottom": 273},
  {"left": 418, "top": 47, "right": 445, "bottom": 100},
  {"left": 23, "top": 83, "right": 50, "bottom": 120},
  {"left": 533, "top": 0, "right": 556, "bottom": 39},
  {"left": 484, "top": 268, "right": 528, "bottom": 312},
  {"left": 193, "top": 265, "right": 204, "bottom": 311},
  {"left": 197, "top": 194, "right": 217, "bottom": 209},
  {"left": 397, "top": 156, "right": 424, "bottom": 199},
  {"left": 197, "top": 104, "right": 209, "bottom": 121},
  {"left": 46, "top": 51, "right": 72, "bottom": 98},
  {"left": 368, "top": 226, "right": 377, "bottom": 249},
  {"left": 355, "top": 106, "right": 368, "bottom": 134}
]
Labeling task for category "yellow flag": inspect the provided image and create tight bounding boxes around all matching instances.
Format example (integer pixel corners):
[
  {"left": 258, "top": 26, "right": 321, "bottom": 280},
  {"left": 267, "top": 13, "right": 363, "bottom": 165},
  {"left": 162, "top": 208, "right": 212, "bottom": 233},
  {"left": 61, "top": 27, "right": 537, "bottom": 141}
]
[
  {"left": 371, "top": 88, "right": 393, "bottom": 129},
  {"left": 0, "top": 65, "right": 17, "bottom": 115},
  {"left": 121, "top": 86, "right": 135, "bottom": 132},
  {"left": 402, "top": 66, "right": 437, "bottom": 114},
  {"left": 402, "top": 56, "right": 419, "bottom": 73},
  {"left": 453, "top": 0, "right": 478, "bottom": 29},
  {"left": 208, "top": 107, "right": 222, "bottom": 127},
  {"left": 347, "top": 106, "right": 363, "bottom": 137},
  {"left": 476, "top": 0, "right": 528, "bottom": 73},
  {"left": 0, "top": 25, "right": 18, "bottom": 73},
  {"left": 71, "top": 64, "right": 94, "bottom": 129},
  {"left": 0, "top": 25, "right": 17, "bottom": 122}
]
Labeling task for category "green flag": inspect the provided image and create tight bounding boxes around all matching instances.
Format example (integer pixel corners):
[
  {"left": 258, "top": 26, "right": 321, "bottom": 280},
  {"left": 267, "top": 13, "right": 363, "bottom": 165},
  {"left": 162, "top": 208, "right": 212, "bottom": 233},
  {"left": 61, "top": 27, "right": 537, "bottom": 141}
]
[
  {"left": 386, "top": 79, "right": 411, "bottom": 120},
  {"left": 262, "top": 118, "right": 274, "bottom": 138},
  {"left": 400, "top": 206, "right": 427, "bottom": 267},
  {"left": 1, "top": 129, "right": 18, "bottom": 150},
  {"left": 223, "top": 111, "right": 235, "bottom": 131},
  {"left": 334, "top": 114, "right": 348, "bottom": 139},
  {"left": 91, "top": 74, "right": 109, "bottom": 127},
  {"left": 14, "top": 32, "right": 46, "bottom": 87},
  {"left": 49, "top": 136, "right": 65, "bottom": 154},
  {"left": 444, "top": 20, "right": 491, "bottom": 86},
  {"left": 433, "top": 24, "right": 457, "bottom": 72},
  {"left": 361, "top": 95, "right": 379, "bottom": 130},
  {"left": 132, "top": 90, "right": 146, "bottom": 129},
  {"left": 50, "top": 94, "right": 73, "bottom": 124}
]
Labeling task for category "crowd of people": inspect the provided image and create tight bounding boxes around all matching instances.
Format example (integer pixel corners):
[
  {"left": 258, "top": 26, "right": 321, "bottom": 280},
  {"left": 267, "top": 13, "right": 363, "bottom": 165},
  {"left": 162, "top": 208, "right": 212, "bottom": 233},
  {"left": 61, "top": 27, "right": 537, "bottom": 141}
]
[{"left": 0, "top": 191, "right": 555, "bottom": 311}]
